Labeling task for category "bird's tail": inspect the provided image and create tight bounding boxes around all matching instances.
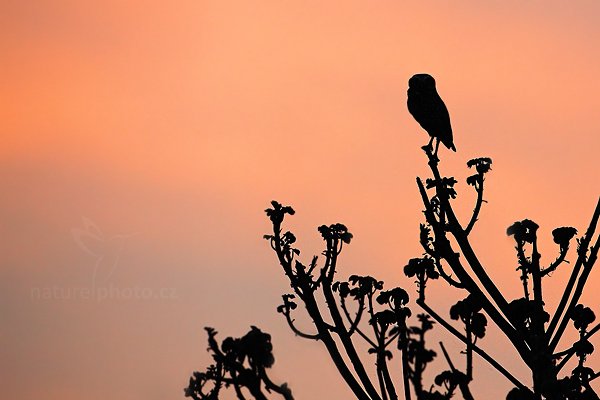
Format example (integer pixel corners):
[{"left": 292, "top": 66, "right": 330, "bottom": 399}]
[{"left": 439, "top": 136, "right": 456, "bottom": 152}]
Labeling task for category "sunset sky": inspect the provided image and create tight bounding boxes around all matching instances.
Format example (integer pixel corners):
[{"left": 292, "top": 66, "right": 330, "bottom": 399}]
[{"left": 1, "top": 1, "right": 599, "bottom": 399}]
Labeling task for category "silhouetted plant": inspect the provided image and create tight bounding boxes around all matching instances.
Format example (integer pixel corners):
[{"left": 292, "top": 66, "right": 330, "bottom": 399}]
[
  {"left": 189, "top": 76, "right": 600, "bottom": 399},
  {"left": 261, "top": 136, "right": 600, "bottom": 399},
  {"left": 185, "top": 327, "right": 293, "bottom": 400}
]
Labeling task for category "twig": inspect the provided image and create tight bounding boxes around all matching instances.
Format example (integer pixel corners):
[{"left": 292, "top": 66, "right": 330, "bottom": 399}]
[
  {"left": 271, "top": 220, "right": 373, "bottom": 400},
  {"left": 260, "top": 368, "right": 294, "bottom": 400},
  {"left": 377, "top": 367, "right": 388, "bottom": 400},
  {"left": 549, "top": 232, "right": 600, "bottom": 352},
  {"left": 547, "top": 198, "right": 600, "bottom": 345},
  {"left": 282, "top": 311, "right": 320, "bottom": 340},
  {"left": 320, "top": 238, "right": 383, "bottom": 400},
  {"left": 541, "top": 248, "right": 569, "bottom": 277},
  {"left": 555, "top": 313, "right": 600, "bottom": 372},
  {"left": 436, "top": 260, "right": 465, "bottom": 288},
  {"left": 439, "top": 341, "right": 457, "bottom": 370},
  {"left": 379, "top": 353, "right": 398, "bottom": 400},
  {"left": 417, "top": 299, "right": 530, "bottom": 392},
  {"left": 465, "top": 174, "right": 484, "bottom": 236},
  {"left": 419, "top": 162, "right": 532, "bottom": 362},
  {"left": 339, "top": 296, "right": 377, "bottom": 348},
  {"left": 439, "top": 342, "right": 474, "bottom": 400}
]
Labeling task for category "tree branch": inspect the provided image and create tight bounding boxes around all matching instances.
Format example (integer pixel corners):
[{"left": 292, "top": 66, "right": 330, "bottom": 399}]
[
  {"left": 320, "top": 238, "right": 383, "bottom": 400},
  {"left": 417, "top": 299, "right": 530, "bottom": 392},
  {"left": 465, "top": 174, "right": 485, "bottom": 236},
  {"left": 541, "top": 247, "right": 569, "bottom": 277},
  {"left": 439, "top": 341, "right": 474, "bottom": 400},
  {"left": 420, "top": 158, "right": 533, "bottom": 360},
  {"left": 547, "top": 198, "right": 600, "bottom": 345},
  {"left": 555, "top": 321, "right": 600, "bottom": 372},
  {"left": 259, "top": 368, "right": 294, "bottom": 400},
  {"left": 270, "top": 219, "right": 372, "bottom": 400},
  {"left": 281, "top": 310, "right": 320, "bottom": 340},
  {"left": 339, "top": 296, "right": 377, "bottom": 347},
  {"left": 549, "top": 228, "right": 600, "bottom": 352},
  {"left": 417, "top": 177, "right": 532, "bottom": 364},
  {"left": 427, "top": 155, "right": 516, "bottom": 325}
]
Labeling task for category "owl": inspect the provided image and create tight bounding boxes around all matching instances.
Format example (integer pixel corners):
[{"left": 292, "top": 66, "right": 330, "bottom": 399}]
[{"left": 407, "top": 74, "right": 456, "bottom": 155}]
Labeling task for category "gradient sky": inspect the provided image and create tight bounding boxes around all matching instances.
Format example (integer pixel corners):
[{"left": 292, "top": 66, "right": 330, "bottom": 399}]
[{"left": 1, "top": 1, "right": 599, "bottom": 399}]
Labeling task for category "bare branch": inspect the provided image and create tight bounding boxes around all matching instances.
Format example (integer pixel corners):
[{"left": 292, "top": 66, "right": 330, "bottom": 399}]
[
  {"left": 339, "top": 296, "right": 377, "bottom": 347},
  {"left": 420, "top": 162, "right": 532, "bottom": 361},
  {"left": 439, "top": 342, "right": 475, "bottom": 400},
  {"left": 465, "top": 175, "right": 485, "bottom": 236},
  {"left": 320, "top": 243, "right": 383, "bottom": 400},
  {"left": 281, "top": 310, "right": 320, "bottom": 340},
  {"left": 417, "top": 299, "right": 530, "bottom": 392},
  {"left": 436, "top": 261, "right": 465, "bottom": 289},
  {"left": 541, "top": 248, "right": 569, "bottom": 277},
  {"left": 549, "top": 237, "right": 600, "bottom": 351},
  {"left": 547, "top": 198, "right": 600, "bottom": 346}
]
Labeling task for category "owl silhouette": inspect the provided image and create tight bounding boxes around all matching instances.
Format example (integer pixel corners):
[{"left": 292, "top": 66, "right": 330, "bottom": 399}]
[{"left": 407, "top": 74, "right": 456, "bottom": 156}]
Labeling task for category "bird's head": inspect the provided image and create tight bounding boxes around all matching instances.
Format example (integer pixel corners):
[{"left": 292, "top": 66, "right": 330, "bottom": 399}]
[{"left": 408, "top": 74, "right": 436, "bottom": 92}]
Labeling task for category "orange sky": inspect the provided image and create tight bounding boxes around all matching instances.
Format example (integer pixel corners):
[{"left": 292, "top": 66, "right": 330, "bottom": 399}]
[{"left": 1, "top": 1, "right": 599, "bottom": 399}]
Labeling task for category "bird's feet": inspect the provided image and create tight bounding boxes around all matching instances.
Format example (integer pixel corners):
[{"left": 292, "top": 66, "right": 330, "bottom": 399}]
[{"left": 421, "top": 144, "right": 439, "bottom": 163}]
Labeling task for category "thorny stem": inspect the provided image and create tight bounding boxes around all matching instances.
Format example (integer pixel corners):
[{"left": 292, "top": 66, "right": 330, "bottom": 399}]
[
  {"left": 542, "top": 247, "right": 569, "bottom": 277},
  {"left": 420, "top": 229, "right": 464, "bottom": 288},
  {"left": 465, "top": 173, "right": 485, "bottom": 236},
  {"left": 281, "top": 310, "right": 320, "bottom": 340},
  {"left": 436, "top": 260, "right": 465, "bottom": 288},
  {"left": 516, "top": 242, "right": 531, "bottom": 301},
  {"left": 531, "top": 237, "right": 546, "bottom": 347}
]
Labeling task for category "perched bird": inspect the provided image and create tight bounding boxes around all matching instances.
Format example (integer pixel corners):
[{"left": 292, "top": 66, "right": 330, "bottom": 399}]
[{"left": 407, "top": 74, "right": 456, "bottom": 156}]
